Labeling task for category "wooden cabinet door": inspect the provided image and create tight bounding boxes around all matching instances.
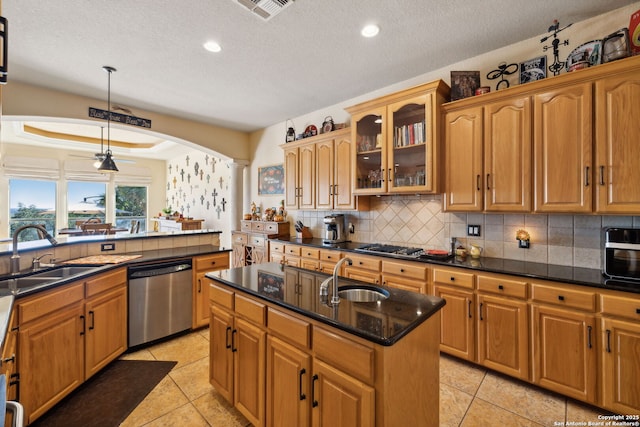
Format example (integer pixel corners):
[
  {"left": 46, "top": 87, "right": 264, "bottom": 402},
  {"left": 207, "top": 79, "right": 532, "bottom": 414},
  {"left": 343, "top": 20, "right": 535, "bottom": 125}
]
[
  {"left": 299, "top": 144, "right": 316, "bottom": 209},
  {"left": 194, "top": 273, "right": 211, "bottom": 328},
  {"left": 531, "top": 304, "right": 596, "bottom": 403},
  {"left": 232, "top": 243, "right": 245, "bottom": 267},
  {"left": 1, "top": 310, "right": 17, "bottom": 401},
  {"left": 234, "top": 317, "right": 266, "bottom": 427},
  {"left": 316, "top": 139, "right": 334, "bottom": 209},
  {"left": 534, "top": 83, "right": 592, "bottom": 213},
  {"left": 601, "top": 318, "right": 640, "bottom": 414},
  {"left": 484, "top": 96, "right": 531, "bottom": 212},
  {"left": 595, "top": 71, "right": 640, "bottom": 213},
  {"left": 19, "top": 303, "right": 85, "bottom": 424},
  {"left": 311, "top": 359, "right": 375, "bottom": 427},
  {"left": 477, "top": 294, "right": 529, "bottom": 380},
  {"left": 284, "top": 147, "right": 300, "bottom": 209},
  {"left": 334, "top": 136, "right": 355, "bottom": 209},
  {"left": 444, "top": 106, "right": 483, "bottom": 211},
  {"left": 267, "top": 336, "right": 312, "bottom": 427},
  {"left": 432, "top": 284, "right": 475, "bottom": 361},
  {"left": 210, "top": 305, "right": 234, "bottom": 403},
  {"left": 85, "top": 285, "right": 127, "bottom": 379}
]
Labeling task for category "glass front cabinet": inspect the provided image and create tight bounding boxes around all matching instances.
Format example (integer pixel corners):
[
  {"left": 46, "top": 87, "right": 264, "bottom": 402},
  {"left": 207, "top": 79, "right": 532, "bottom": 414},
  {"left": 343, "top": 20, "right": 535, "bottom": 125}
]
[{"left": 347, "top": 80, "right": 450, "bottom": 195}]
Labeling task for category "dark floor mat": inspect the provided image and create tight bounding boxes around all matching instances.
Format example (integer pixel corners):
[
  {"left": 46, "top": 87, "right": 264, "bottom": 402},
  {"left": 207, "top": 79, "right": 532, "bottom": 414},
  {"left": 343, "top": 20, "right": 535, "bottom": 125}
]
[{"left": 29, "top": 359, "right": 177, "bottom": 427}]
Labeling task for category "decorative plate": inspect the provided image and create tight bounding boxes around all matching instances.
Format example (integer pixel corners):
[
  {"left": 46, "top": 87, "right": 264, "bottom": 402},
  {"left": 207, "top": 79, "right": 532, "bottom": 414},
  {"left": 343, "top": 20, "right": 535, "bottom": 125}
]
[
  {"left": 303, "top": 125, "right": 318, "bottom": 138},
  {"left": 566, "top": 40, "right": 602, "bottom": 71}
]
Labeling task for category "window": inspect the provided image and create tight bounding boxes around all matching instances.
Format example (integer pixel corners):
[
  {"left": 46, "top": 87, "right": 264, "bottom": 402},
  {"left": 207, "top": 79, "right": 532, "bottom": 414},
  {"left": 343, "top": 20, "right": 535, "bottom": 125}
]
[
  {"left": 67, "top": 181, "right": 107, "bottom": 227},
  {"left": 115, "top": 185, "right": 147, "bottom": 232},
  {"left": 9, "top": 179, "right": 56, "bottom": 241}
]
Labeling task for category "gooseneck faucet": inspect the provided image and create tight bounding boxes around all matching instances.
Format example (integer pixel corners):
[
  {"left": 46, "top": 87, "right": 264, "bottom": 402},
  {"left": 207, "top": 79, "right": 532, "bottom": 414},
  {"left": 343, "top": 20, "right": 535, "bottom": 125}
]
[
  {"left": 11, "top": 224, "right": 58, "bottom": 274},
  {"left": 331, "top": 257, "right": 353, "bottom": 305}
]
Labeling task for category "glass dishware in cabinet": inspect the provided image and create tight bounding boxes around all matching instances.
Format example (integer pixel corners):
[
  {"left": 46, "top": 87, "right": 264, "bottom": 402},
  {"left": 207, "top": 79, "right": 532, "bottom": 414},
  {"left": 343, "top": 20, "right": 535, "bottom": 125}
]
[{"left": 353, "top": 106, "right": 386, "bottom": 193}]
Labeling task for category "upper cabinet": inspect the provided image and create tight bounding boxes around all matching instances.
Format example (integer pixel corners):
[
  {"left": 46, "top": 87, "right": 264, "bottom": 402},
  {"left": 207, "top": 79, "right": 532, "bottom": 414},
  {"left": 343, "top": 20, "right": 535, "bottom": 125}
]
[
  {"left": 444, "top": 95, "right": 531, "bottom": 212},
  {"left": 595, "top": 68, "right": 640, "bottom": 213},
  {"left": 346, "top": 80, "right": 450, "bottom": 195},
  {"left": 443, "top": 54, "right": 640, "bottom": 214}
]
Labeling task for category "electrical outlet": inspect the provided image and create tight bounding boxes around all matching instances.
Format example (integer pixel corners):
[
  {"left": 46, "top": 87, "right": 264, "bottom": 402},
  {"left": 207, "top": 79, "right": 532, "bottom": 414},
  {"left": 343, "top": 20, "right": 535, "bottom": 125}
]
[
  {"left": 101, "top": 243, "right": 115, "bottom": 251},
  {"left": 467, "top": 225, "right": 481, "bottom": 237}
]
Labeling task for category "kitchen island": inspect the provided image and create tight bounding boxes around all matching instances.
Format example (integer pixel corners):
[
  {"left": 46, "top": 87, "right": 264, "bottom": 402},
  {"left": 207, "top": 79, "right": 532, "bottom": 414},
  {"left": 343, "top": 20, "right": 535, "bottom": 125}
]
[{"left": 206, "top": 262, "right": 445, "bottom": 427}]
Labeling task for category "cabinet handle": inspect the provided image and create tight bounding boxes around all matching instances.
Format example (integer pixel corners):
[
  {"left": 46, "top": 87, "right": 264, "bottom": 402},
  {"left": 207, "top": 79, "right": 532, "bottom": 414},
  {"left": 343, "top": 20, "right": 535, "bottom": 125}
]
[
  {"left": 299, "top": 369, "right": 307, "bottom": 401},
  {"left": 479, "top": 303, "right": 484, "bottom": 321},
  {"left": 468, "top": 301, "right": 472, "bottom": 318},
  {"left": 636, "top": 308, "right": 640, "bottom": 314},
  {"left": 400, "top": 268, "right": 405, "bottom": 273},
  {"left": 80, "top": 315, "right": 86, "bottom": 336},
  {"left": 3, "top": 354, "right": 15, "bottom": 364},
  {"left": 587, "top": 325, "right": 592, "bottom": 349},
  {"left": 225, "top": 326, "right": 232, "bottom": 349},
  {"left": 558, "top": 295, "right": 565, "bottom": 301},
  {"left": 231, "top": 329, "right": 238, "bottom": 352},
  {"left": 498, "top": 284, "right": 504, "bottom": 290},
  {"left": 388, "top": 168, "right": 392, "bottom": 183},
  {"left": 9, "top": 372, "right": 19, "bottom": 401},
  {"left": 599, "top": 166, "right": 605, "bottom": 185},
  {"left": 312, "top": 374, "right": 319, "bottom": 407},
  {"left": 476, "top": 175, "right": 481, "bottom": 191},
  {"left": 486, "top": 174, "right": 490, "bottom": 190},
  {"left": 198, "top": 278, "right": 202, "bottom": 293},
  {"left": 89, "top": 310, "right": 95, "bottom": 330},
  {"left": 606, "top": 329, "right": 611, "bottom": 353},
  {"left": 584, "top": 166, "right": 590, "bottom": 187},
  {"left": 333, "top": 185, "right": 338, "bottom": 195},
  {"left": 450, "top": 276, "right": 455, "bottom": 281}
]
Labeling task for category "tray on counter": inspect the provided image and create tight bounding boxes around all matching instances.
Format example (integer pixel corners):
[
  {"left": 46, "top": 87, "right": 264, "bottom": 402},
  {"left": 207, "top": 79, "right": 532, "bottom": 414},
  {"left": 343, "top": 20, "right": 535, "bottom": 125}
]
[{"left": 64, "top": 254, "right": 142, "bottom": 264}]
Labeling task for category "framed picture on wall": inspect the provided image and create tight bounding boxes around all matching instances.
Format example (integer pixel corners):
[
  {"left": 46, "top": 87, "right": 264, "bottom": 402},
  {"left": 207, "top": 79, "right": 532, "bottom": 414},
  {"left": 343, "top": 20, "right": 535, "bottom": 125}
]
[{"left": 258, "top": 164, "right": 285, "bottom": 195}]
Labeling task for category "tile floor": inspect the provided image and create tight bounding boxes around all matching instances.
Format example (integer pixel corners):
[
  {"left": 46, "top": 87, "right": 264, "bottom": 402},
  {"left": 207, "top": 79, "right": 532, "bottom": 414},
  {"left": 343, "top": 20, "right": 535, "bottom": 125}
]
[{"left": 119, "top": 328, "right": 607, "bottom": 427}]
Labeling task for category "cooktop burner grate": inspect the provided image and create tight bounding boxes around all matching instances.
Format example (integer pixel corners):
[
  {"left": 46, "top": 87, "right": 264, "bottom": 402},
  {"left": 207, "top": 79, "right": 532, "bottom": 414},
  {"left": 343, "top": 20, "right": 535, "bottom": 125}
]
[{"left": 355, "top": 244, "right": 426, "bottom": 258}]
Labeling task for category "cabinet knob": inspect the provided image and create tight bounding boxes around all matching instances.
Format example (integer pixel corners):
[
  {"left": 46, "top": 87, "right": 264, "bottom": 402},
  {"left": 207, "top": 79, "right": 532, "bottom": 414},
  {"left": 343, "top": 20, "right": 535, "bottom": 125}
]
[
  {"left": 498, "top": 285, "right": 504, "bottom": 290},
  {"left": 400, "top": 268, "right": 405, "bottom": 273},
  {"left": 558, "top": 295, "right": 565, "bottom": 301},
  {"left": 636, "top": 308, "right": 640, "bottom": 314},
  {"left": 450, "top": 276, "right": 455, "bottom": 281}
]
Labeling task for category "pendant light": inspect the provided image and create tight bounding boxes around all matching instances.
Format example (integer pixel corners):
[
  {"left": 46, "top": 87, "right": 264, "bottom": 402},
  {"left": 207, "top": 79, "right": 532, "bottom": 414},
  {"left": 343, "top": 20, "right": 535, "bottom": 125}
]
[{"left": 98, "top": 65, "right": 119, "bottom": 173}]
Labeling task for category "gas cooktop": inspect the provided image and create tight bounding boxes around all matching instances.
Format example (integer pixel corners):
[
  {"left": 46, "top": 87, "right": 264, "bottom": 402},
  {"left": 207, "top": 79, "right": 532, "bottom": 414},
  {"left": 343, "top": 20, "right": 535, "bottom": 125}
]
[{"left": 355, "top": 244, "right": 426, "bottom": 258}]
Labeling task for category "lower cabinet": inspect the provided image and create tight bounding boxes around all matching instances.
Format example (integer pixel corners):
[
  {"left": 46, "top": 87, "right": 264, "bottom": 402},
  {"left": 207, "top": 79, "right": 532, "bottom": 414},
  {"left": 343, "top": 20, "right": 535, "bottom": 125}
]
[
  {"left": 17, "top": 267, "right": 128, "bottom": 424},
  {"left": 193, "top": 252, "right": 230, "bottom": 328}
]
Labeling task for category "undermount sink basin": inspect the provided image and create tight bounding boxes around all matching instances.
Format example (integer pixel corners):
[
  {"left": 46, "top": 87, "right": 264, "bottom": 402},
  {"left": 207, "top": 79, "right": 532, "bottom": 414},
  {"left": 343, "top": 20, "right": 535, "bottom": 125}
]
[
  {"left": 338, "top": 285, "right": 389, "bottom": 302},
  {"left": 30, "top": 265, "right": 100, "bottom": 279},
  {"left": 0, "top": 265, "right": 101, "bottom": 292}
]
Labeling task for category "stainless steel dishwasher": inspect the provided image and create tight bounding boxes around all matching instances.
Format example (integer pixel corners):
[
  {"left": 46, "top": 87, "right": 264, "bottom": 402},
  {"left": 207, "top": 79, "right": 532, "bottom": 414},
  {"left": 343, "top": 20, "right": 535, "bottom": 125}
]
[{"left": 128, "top": 259, "right": 193, "bottom": 347}]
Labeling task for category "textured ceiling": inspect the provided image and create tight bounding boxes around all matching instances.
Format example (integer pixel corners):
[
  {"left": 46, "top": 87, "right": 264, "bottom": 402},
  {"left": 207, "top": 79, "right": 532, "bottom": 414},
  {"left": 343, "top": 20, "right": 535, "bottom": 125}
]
[{"left": 3, "top": 0, "right": 635, "bottom": 133}]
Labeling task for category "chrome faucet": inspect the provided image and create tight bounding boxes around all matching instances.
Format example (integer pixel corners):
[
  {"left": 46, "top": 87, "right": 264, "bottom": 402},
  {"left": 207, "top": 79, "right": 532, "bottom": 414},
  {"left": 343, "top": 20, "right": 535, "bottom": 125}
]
[
  {"left": 32, "top": 253, "right": 55, "bottom": 271},
  {"left": 326, "top": 257, "right": 353, "bottom": 305},
  {"left": 11, "top": 225, "right": 58, "bottom": 274}
]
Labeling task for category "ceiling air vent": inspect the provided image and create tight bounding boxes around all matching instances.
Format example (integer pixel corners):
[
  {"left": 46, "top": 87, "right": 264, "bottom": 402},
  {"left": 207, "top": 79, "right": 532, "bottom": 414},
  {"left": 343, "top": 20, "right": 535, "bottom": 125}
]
[{"left": 236, "top": 0, "right": 294, "bottom": 21}]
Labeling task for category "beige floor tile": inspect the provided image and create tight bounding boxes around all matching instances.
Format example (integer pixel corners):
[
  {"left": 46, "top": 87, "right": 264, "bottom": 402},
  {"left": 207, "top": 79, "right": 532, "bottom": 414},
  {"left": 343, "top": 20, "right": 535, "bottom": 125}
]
[
  {"left": 119, "top": 348, "right": 156, "bottom": 361},
  {"left": 192, "top": 389, "right": 250, "bottom": 427},
  {"left": 476, "top": 372, "right": 566, "bottom": 426},
  {"left": 566, "top": 399, "right": 612, "bottom": 424},
  {"left": 142, "top": 402, "right": 210, "bottom": 427},
  {"left": 120, "top": 375, "right": 189, "bottom": 427},
  {"left": 198, "top": 327, "right": 210, "bottom": 341},
  {"left": 462, "top": 398, "right": 545, "bottom": 427},
  {"left": 170, "top": 356, "right": 213, "bottom": 401},
  {"left": 440, "top": 383, "right": 474, "bottom": 427},
  {"left": 439, "top": 354, "right": 487, "bottom": 395},
  {"left": 147, "top": 332, "right": 210, "bottom": 368}
]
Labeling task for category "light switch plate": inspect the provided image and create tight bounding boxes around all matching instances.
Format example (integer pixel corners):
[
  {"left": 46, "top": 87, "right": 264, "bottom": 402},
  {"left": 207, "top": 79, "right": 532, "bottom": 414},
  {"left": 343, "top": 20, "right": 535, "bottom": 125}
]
[
  {"left": 101, "top": 243, "right": 115, "bottom": 251},
  {"left": 467, "top": 225, "right": 481, "bottom": 237}
]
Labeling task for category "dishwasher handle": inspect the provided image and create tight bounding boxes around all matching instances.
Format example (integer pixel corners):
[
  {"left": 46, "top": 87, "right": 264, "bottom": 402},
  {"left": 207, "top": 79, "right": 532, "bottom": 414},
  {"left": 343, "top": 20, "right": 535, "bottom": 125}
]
[{"left": 128, "top": 260, "right": 192, "bottom": 279}]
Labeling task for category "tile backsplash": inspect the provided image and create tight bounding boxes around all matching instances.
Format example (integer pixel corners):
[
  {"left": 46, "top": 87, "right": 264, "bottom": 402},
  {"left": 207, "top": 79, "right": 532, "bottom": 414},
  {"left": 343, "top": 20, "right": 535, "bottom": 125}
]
[{"left": 292, "top": 195, "right": 640, "bottom": 270}]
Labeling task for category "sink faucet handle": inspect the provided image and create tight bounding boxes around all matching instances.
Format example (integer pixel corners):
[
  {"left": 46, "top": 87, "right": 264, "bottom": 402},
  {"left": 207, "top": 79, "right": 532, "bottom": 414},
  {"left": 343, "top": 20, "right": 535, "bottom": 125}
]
[{"left": 32, "top": 253, "right": 54, "bottom": 270}]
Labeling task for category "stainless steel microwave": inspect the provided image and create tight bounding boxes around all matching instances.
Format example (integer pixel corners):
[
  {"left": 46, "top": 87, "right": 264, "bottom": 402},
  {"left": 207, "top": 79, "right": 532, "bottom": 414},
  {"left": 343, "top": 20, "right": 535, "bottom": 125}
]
[{"left": 603, "top": 227, "right": 640, "bottom": 282}]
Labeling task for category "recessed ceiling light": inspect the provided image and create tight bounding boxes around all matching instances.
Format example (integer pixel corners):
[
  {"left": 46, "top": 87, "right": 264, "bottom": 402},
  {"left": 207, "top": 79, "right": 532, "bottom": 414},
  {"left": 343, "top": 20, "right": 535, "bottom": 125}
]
[
  {"left": 361, "top": 24, "right": 380, "bottom": 38},
  {"left": 203, "top": 41, "right": 222, "bottom": 53}
]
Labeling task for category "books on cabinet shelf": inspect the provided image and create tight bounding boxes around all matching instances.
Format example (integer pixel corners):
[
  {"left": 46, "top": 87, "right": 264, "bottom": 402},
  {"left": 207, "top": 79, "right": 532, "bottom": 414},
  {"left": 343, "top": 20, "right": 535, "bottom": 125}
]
[{"left": 394, "top": 121, "right": 426, "bottom": 147}]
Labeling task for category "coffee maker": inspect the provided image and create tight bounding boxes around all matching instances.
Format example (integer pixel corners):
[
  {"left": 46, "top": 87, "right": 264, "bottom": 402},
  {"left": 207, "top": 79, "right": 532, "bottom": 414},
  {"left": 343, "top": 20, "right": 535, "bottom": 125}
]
[{"left": 323, "top": 214, "right": 347, "bottom": 244}]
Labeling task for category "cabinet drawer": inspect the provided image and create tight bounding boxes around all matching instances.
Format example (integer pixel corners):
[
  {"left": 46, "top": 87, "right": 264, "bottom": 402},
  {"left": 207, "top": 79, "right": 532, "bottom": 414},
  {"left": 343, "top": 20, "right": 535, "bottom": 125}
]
[
  {"left": 600, "top": 293, "right": 640, "bottom": 320},
  {"left": 232, "top": 232, "right": 248, "bottom": 245},
  {"left": 477, "top": 274, "right": 527, "bottom": 299},
  {"left": 18, "top": 282, "right": 84, "bottom": 324},
  {"left": 210, "top": 283, "right": 234, "bottom": 310},
  {"left": 240, "top": 221, "right": 252, "bottom": 232},
  {"left": 194, "top": 253, "right": 230, "bottom": 271},
  {"left": 301, "top": 247, "right": 320, "bottom": 259},
  {"left": 235, "top": 294, "right": 266, "bottom": 326},
  {"left": 249, "top": 235, "right": 266, "bottom": 248},
  {"left": 320, "top": 250, "right": 341, "bottom": 263},
  {"left": 313, "top": 326, "right": 374, "bottom": 384},
  {"left": 85, "top": 267, "right": 127, "bottom": 298},
  {"left": 284, "top": 245, "right": 301, "bottom": 256},
  {"left": 267, "top": 308, "right": 310, "bottom": 348},
  {"left": 270, "top": 241, "right": 285, "bottom": 254},
  {"left": 251, "top": 222, "right": 265, "bottom": 232},
  {"left": 531, "top": 282, "right": 596, "bottom": 311},
  {"left": 264, "top": 222, "right": 281, "bottom": 233},
  {"left": 433, "top": 267, "right": 475, "bottom": 289},
  {"left": 348, "top": 254, "right": 381, "bottom": 272},
  {"left": 382, "top": 260, "right": 427, "bottom": 280}
]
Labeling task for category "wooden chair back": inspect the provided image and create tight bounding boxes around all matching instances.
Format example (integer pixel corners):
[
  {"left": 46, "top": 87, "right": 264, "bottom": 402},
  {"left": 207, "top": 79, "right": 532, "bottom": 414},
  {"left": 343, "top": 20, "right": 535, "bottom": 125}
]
[{"left": 80, "top": 223, "right": 112, "bottom": 234}]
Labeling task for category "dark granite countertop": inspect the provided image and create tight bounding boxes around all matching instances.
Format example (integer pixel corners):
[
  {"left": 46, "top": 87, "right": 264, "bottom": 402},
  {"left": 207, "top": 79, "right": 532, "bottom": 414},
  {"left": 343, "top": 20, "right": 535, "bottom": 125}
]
[
  {"left": 206, "top": 262, "right": 446, "bottom": 346},
  {"left": 270, "top": 237, "right": 640, "bottom": 295}
]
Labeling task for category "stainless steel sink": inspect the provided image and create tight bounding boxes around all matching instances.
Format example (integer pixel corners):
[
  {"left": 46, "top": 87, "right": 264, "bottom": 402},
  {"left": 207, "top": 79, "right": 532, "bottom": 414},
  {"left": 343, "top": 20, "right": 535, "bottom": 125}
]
[
  {"left": 0, "top": 265, "right": 101, "bottom": 293},
  {"left": 338, "top": 285, "right": 389, "bottom": 302}
]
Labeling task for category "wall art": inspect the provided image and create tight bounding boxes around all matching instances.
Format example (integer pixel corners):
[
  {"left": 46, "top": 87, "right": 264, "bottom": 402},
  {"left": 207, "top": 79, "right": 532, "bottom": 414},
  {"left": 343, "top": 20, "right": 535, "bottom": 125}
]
[{"left": 258, "top": 164, "right": 284, "bottom": 195}]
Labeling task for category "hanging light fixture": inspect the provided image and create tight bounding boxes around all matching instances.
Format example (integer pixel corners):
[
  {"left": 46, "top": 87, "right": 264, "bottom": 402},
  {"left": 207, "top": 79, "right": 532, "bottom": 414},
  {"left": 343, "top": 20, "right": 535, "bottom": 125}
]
[{"left": 98, "top": 65, "right": 119, "bottom": 173}]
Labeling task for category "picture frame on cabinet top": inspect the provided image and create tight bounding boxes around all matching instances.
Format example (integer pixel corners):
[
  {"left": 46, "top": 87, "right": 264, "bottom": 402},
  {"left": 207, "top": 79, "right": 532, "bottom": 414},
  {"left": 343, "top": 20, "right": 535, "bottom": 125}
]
[
  {"left": 520, "top": 56, "right": 547, "bottom": 84},
  {"left": 450, "top": 71, "right": 480, "bottom": 101}
]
